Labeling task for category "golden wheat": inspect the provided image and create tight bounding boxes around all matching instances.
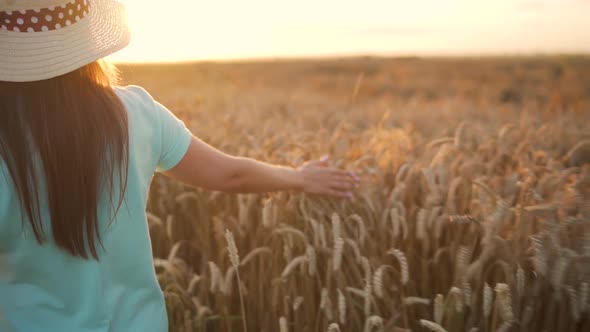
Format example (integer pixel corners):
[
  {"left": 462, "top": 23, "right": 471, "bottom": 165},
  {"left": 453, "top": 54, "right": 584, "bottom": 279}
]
[{"left": 122, "top": 57, "right": 590, "bottom": 332}]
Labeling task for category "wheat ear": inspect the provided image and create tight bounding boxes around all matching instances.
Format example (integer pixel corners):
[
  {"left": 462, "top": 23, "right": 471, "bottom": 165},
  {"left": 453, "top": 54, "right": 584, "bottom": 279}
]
[{"left": 225, "top": 229, "right": 247, "bottom": 332}]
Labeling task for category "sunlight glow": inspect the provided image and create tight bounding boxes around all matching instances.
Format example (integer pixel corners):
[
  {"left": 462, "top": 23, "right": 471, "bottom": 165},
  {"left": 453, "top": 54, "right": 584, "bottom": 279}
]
[{"left": 108, "top": 0, "right": 590, "bottom": 63}]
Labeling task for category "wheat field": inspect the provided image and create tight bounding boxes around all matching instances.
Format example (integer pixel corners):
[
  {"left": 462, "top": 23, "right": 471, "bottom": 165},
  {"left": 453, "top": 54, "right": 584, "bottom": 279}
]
[{"left": 118, "top": 56, "right": 590, "bottom": 332}]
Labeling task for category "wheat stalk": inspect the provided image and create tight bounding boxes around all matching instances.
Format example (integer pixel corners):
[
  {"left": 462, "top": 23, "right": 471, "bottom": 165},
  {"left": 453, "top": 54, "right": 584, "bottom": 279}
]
[
  {"left": 327, "top": 323, "right": 341, "bottom": 332},
  {"left": 306, "top": 246, "right": 317, "bottom": 276},
  {"left": 225, "top": 229, "right": 247, "bottom": 332},
  {"left": 332, "top": 212, "right": 342, "bottom": 241},
  {"left": 165, "top": 214, "right": 174, "bottom": 241},
  {"left": 262, "top": 197, "right": 274, "bottom": 228},
  {"left": 455, "top": 246, "right": 469, "bottom": 279},
  {"left": 516, "top": 265, "right": 525, "bottom": 298},
  {"left": 551, "top": 256, "right": 568, "bottom": 292},
  {"left": 321, "top": 288, "right": 334, "bottom": 321},
  {"left": 333, "top": 237, "right": 345, "bottom": 272},
  {"left": 338, "top": 289, "right": 347, "bottom": 325},
  {"left": 293, "top": 296, "right": 304, "bottom": 312},
  {"left": 420, "top": 319, "right": 448, "bottom": 332},
  {"left": 566, "top": 286, "right": 580, "bottom": 322},
  {"left": 348, "top": 213, "right": 367, "bottom": 246},
  {"left": 281, "top": 255, "right": 308, "bottom": 279},
  {"left": 373, "top": 265, "right": 385, "bottom": 299},
  {"left": 434, "top": 294, "right": 444, "bottom": 324},
  {"left": 318, "top": 223, "right": 328, "bottom": 248},
  {"left": 146, "top": 212, "right": 163, "bottom": 226},
  {"left": 346, "top": 239, "right": 362, "bottom": 264},
  {"left": 390, "top": 207, "right": 400, "bottom": 238},
  {"left": 496, "top": 320, "right": 514, "bottom": 332},
  {"left": 416, "top": 208, "right": 427, "bottom": 240},
  {"left": 450, "top": 287, "right": 464, "bottom": 312},
  {"left": 462, "top": 281, "right": 472, "bottom": 308},
  {"left": 240, "top": 247, "right": 272, "bottom": 267},
  {"left": 387, "top": 249, "right": 409, "bottom": 285},
  {"left": 403, "top": 297, "right": 431, "bottom": 306},
  {"left": 346, "top": 287, "right": 369, "bottom": 298},
  {"left": 208, "top": 261, "right": 223, "bottom": 293},
  {"left": 225, "top": 229, "right": 240, "bottom": 268},
  {"left": 494, "top": 283, "right": 514, "bottom": 322},
  {"left": 273, "top": 226, "right": 308, "bottom": 245},
  {"left": 531, "top": 235, "right": 548, "bottom": 276},
  {"left": 364, "top": 281, "right": 372, "bottom": 317},
  {"left": 449, "top": 214, "right": 479, "bottom": 224},
  {"left": 580, "top": 282, "right": 588, "bottom": 314},
  {"left": 483, "top": 282, "right": 493, "bottom": 319},
  {"left": 363, "top": 315, "right": 383, "bottom": 332},
  {"left": 283, "top": 239, "right": 293, "bottom": 263},
  {"left": 279, "top": 316, "right": 288, "bottom": 332},
  {"left": 187, "top": 274, "right": 201, "bottom": 294}
]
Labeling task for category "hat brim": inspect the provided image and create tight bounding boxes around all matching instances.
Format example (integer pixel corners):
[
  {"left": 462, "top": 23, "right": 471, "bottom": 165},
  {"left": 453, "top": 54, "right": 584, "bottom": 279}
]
[{"left": 0, "top": 0, "right": 130, "bottom": 82}]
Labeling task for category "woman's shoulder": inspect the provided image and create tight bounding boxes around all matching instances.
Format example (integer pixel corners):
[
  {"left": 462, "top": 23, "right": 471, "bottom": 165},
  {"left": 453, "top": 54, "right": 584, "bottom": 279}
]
[
  {"left": 112, "top": 84, "right": 161, "bottom": 119},
  {"left": 113, "top": 84, "right": 155, "bottom": 104}
]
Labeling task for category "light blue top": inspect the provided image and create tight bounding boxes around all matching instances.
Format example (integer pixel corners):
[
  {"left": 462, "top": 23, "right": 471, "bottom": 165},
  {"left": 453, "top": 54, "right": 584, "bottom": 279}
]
[{"left": 0, "top": 85, "right": 193, "bottom": 332}]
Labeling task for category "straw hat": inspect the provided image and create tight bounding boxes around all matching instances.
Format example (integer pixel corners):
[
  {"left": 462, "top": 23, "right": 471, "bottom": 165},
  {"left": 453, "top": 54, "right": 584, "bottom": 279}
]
[{"left": 0, "top": 0, "right": 130, "bottom": 82}]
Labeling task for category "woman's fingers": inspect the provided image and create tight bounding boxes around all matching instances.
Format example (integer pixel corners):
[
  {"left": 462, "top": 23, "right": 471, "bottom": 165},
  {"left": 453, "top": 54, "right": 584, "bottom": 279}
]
[
  {"left": 299, "top": 160, "right": 360, "bottom": 198},
  {"left": 329, "top": 174, "right": 360, "bottom": 188},
  {"left": 322, "top": 168, "right": 360, "bottom": 196},
  {"left": 328, "top": 168, "right": 359, "bottom": 181}
]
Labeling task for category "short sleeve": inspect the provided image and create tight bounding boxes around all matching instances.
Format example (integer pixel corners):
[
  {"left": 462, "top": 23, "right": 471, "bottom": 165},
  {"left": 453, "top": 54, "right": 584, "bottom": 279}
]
[
  {"left": 121, "top": 85, "right": 193, "bottom": 172},
  {"left": 151, "top": 98, "right": 193, "bottom": 172},
  {"left": 139, "top": 96, "right": 192, "bottom": 172}
]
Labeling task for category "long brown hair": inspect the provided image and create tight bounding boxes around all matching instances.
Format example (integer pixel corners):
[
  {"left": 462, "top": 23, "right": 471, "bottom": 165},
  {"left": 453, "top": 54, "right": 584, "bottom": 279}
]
[{"left": 0, "top": 60, "right": 129, "bottom": 260}]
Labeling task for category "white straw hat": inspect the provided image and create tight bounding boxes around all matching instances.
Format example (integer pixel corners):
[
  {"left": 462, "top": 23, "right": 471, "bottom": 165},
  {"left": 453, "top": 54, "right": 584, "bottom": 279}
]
[{"left": 0, "top": 0, "right": 130, "bottom": 82}]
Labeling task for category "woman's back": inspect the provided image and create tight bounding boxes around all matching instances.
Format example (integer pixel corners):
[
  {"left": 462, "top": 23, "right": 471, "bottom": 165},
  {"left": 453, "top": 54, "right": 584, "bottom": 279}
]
[{"left": 0, "top": 85, "right": 192, "bottom": 331}]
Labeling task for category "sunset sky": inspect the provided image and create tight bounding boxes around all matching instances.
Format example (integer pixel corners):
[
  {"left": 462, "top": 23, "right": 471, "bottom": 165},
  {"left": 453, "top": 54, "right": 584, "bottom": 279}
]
[{"left": 108, "top": 0, "right": 590, "bottom": 63}]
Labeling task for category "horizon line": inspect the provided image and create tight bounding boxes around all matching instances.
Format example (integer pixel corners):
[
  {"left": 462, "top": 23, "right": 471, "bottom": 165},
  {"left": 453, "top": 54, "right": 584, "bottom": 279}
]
[{"left": 110, "top": 51, "right": 590, "bottom": 66}]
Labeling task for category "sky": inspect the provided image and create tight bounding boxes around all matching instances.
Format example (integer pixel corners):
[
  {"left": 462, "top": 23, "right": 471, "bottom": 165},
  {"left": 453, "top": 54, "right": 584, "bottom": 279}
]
[{"left": 108, "top": 0, "right": 590, "bottom": 63}]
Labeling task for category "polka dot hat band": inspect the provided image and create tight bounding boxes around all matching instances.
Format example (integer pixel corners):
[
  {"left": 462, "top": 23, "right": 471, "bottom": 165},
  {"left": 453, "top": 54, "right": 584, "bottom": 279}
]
[
  {"left": 0, "top": 0, "right": 131, "bottom": 82},
  {"left": 0, "top": 0, "right": 90, "bottom": 33}
]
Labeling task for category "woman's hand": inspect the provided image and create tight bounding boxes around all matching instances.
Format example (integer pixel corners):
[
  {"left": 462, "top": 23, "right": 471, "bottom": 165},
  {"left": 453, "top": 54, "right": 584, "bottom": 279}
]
[{"left": 296, "top": 155, "right": 360, "bottom": 198}]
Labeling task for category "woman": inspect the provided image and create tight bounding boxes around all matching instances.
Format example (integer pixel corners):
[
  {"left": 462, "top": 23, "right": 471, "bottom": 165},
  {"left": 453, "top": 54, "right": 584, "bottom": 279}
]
[{"left": 0, "top": 0, "right": 360, "bottom": 331}]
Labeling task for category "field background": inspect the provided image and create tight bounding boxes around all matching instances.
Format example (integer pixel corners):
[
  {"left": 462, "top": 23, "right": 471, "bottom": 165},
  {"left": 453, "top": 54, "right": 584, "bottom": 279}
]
[{"left": 119, "top": 56, "right": 590, "bottom": 332}]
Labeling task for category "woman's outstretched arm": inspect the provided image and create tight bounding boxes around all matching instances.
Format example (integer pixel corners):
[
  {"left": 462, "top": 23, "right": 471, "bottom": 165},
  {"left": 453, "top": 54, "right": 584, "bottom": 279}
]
[{"left": 163, "top": 135, "right": 360, "bottom": 197}]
